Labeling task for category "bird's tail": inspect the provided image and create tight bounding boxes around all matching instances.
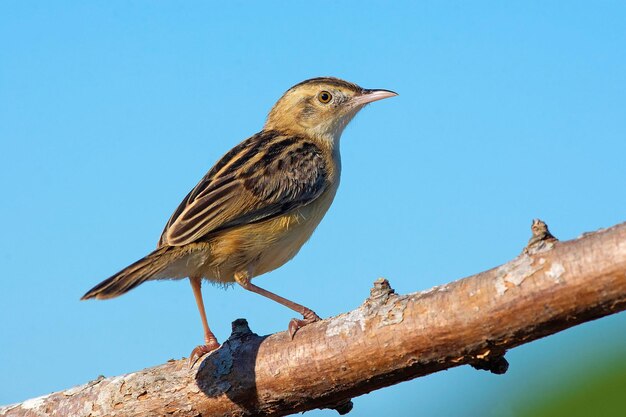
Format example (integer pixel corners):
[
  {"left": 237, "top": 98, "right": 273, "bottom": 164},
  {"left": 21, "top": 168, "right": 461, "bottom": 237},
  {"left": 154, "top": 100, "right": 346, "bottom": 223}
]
[{"left": 81, "top": 246, "right": 174, "bottom": 300}]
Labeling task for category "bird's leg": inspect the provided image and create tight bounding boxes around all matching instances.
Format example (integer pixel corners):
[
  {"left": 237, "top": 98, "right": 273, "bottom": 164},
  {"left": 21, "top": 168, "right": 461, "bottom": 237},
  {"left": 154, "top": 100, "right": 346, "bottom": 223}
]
[
  {"left": 189, "top": 276, "right": 220, "bottom": 367},
  {"left": 235, "top": 271, "right": 321, "bottom": 339}
]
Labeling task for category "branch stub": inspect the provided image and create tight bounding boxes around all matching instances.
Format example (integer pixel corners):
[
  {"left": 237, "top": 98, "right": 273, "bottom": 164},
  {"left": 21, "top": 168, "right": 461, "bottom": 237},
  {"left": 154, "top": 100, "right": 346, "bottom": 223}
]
[
  {"left": 370, "top": 278, "right": 395, "bottom": 300},
  {"left": 525, "top": 218, "right": 558, "bottom": 254}
]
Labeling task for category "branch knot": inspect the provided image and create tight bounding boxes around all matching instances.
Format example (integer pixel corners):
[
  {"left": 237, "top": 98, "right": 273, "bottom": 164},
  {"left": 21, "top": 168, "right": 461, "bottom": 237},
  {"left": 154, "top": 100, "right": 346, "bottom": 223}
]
[
  {"left": 525, "top": 219, "right": 558, "bottom": 254},
  {"left": 369, "top": 278, "right": 395, "bottom": 301},
  {"left": 230, "top": 318, "right": 253, "bottom": 338},
  {"left": 471, "top": 351, "right": 509, "bottom": 375}
]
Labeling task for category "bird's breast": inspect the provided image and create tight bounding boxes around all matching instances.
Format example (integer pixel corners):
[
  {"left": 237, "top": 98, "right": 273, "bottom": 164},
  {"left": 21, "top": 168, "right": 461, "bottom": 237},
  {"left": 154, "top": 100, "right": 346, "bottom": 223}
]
[
  {"left": 256, "top": 184, "right": 339, "bottom": 275},
  {"left": 203, "top": 181, "right": 339, "bottom": 282}
]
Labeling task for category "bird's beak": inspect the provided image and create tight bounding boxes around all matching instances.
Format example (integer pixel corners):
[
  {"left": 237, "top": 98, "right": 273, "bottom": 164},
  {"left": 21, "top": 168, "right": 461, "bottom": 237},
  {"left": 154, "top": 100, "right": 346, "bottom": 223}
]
[{"left": 352, "top": 89, "right": 398, "bottom": 106}]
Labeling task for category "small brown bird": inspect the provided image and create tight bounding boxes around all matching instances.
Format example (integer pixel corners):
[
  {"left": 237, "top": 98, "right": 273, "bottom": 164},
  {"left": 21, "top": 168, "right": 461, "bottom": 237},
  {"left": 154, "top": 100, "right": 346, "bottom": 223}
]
[{"left": 82, "top": 77, "right": 397, "bottom": 365}]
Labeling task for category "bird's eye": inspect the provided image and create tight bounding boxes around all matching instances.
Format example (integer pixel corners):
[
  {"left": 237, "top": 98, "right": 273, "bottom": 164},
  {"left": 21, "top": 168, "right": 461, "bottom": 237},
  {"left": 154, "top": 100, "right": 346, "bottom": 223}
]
[{"left": 318, "top": 91, "right": 332, "bottom": 104}]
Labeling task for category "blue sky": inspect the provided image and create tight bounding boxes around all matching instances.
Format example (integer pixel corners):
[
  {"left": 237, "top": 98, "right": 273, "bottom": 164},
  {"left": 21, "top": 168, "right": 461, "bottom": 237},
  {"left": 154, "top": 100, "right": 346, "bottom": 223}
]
[{"left": 1, "top": 1, "right": 625, "bottom": 416}]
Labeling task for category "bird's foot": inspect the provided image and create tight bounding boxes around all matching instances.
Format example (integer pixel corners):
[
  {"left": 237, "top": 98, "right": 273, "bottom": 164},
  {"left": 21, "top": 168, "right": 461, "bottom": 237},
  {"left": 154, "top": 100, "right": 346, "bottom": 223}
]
[
  {"left": 288, "top": 309, "right": 321, "bottom": 339},
  {"left": 189, "top": 339, "right": 220, "bottom": 368}
]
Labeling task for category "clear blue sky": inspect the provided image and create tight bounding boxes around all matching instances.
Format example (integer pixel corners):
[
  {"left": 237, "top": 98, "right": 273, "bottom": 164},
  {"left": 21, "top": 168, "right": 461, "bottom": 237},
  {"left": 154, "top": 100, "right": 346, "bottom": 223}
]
[{"left": 1, "top": 2, "right": 625, "bottom": 416}]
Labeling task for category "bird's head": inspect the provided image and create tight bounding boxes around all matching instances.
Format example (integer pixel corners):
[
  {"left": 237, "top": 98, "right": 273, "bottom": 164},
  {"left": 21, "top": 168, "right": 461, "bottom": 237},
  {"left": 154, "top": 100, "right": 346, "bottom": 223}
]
[{"left": 264, "top": 77, "right": 397, "bottom": 146}]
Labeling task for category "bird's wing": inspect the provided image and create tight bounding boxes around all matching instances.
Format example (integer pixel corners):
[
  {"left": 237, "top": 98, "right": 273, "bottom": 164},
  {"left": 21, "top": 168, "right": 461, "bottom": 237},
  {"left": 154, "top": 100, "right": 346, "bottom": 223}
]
[{"left": 158, "top": 131, "right": 329, "bottom": 247}]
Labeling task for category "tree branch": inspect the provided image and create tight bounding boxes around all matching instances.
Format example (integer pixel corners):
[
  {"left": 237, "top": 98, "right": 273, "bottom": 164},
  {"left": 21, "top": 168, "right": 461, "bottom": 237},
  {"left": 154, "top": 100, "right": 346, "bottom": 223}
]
[{"left": 2, "top": 220, "right": 625, "bottom": 417}]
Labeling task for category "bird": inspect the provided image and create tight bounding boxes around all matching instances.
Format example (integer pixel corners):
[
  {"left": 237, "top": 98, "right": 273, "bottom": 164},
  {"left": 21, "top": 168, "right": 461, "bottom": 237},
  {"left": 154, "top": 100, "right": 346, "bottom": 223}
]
[{"left": 81, "top": 77, "right": 397, "bottom": 366}]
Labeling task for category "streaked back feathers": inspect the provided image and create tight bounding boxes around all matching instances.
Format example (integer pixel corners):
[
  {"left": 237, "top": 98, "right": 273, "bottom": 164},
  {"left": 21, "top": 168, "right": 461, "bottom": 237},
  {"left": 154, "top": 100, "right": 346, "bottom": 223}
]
[{"left": 158, "top": 130, "right": 331, "bottom": 247}]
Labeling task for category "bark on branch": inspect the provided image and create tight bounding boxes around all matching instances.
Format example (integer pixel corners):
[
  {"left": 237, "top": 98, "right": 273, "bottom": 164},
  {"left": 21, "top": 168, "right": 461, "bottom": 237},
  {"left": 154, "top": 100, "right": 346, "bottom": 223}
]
[{"left": 2, "top": 220, "right": 626, "bottom": 417}]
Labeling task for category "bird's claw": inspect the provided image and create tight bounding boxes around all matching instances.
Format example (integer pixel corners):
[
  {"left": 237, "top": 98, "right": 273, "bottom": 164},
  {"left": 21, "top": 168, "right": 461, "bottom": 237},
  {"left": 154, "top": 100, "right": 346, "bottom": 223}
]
[
  {"left": 288, "top": 310, "right": 321, "bottom": 339},
  {"left": 189, "top": 340, "right": 220, "bottom": 368}
]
